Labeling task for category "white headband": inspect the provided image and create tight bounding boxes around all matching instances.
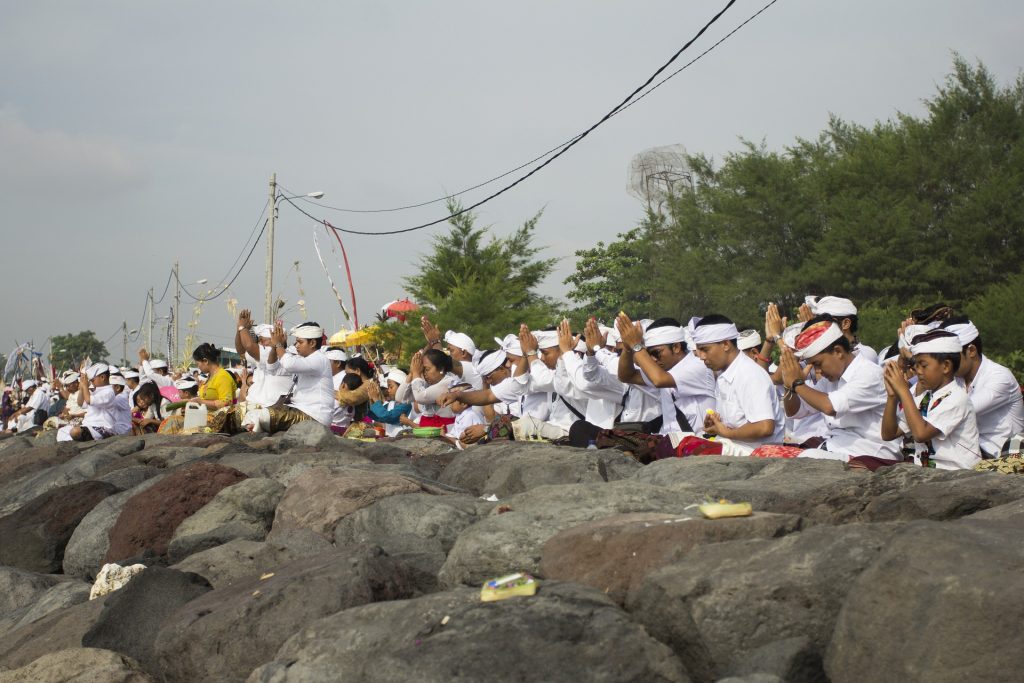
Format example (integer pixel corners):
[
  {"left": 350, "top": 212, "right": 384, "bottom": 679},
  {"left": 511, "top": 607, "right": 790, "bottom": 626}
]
[
  {"left": 174, "top": 379, "right": 198, "bottom": 390},
  {"left": 123, "top": 370, "right": 139, "bottom": 379},
  {"left": 644, "top": 325, "right": 687, "bottom": 347},
  {"left": 86, "top": 363, "right": 110, "bottom": 379},
  {"left": 899, "top": 324, "right": 933, "bottom": 350},
  {"left": 386, "top": 368, "right": 408, "bottom": 385},
  {"left": 944, "top": 322, "right": 980, "bottom": 347},
  {"left": 737, "top": 329, "right": 762, "bottom": 351},
  {"left": 475, "top": 350, "right": 507, "bottom": 377},
  {"left": 691, "top": 321, "right": 739, "bottom": 345},
  {"left": 806, "top": 295, "right": 858, "bottom": 317},
  {"left": 22, "top": 380, "right": 37, "bottom": 390},
  {"left": 444, "top": 330, "right": 477, "bottom": 354},
  {"left": 533, "top": 331, "right": 559, "bottom": 350},
  {"left": 63, "top": 372, "right": 81, "bottom": 384},
  {"left": 495, "top": 334, "right": 523, "bottom": 357},
  {"left": 793, "top": 323, "right": 844, "bottom": 360},
  {"left": 910, "top": 331, "right": 962, "bottom": 355},
  {"left": 323, "top": 348, "right": 348, "bottom": 362},
  {"left": 149, "top": 359, "right": 168, "bottom": 369},
  {"left": 255, "top": 324, "right": 274, "bottom": 338},
  {"left": 291, "top": 324, "right": 324, "bottom": 339},
  {"left": 109, "top": 375, "right": 126, "bottom": 386}
]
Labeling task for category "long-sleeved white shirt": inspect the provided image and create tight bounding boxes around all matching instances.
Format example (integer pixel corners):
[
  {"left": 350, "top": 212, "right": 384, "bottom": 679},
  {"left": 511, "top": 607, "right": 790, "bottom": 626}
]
[{"left": 278, "top": 349, "right": 334, "bottom": 425}]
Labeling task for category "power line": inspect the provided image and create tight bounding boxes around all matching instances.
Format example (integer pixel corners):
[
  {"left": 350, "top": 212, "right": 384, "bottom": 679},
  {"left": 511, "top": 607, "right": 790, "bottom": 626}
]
[
  {"left": 173, "top": 218, "right": 269, "bottom": 303},
  {"left": 285, "top": 0, "right": 776, "bottom": 220},
  {"left": 152, "top": 269, "right": 174, "bottom": 305},
  {"left": 280, "top": 0, "right": 741, "bottom": 236}
]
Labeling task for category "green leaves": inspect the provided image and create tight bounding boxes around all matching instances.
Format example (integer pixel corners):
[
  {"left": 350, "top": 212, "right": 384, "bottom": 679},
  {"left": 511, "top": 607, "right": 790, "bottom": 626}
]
[{"left": 50, "top": 331, "right": 110, "bottom": 371}]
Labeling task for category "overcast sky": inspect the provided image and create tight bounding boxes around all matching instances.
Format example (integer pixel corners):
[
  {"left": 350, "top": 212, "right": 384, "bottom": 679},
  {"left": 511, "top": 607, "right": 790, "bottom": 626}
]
[{"left": 2, "top": 0, "right": 1022, "bottom": 363}]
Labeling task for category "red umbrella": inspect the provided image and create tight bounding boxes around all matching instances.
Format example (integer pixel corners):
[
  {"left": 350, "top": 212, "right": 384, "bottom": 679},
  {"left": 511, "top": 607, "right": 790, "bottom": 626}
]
[{"left": 381, "top": 298, "right": 419, "bottom": 321}]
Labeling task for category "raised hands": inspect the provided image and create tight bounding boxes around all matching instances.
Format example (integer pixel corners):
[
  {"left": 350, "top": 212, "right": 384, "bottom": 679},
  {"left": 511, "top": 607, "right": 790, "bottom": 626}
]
[
  {"left": 420, "top": 316, "right": 441, "bottom": 345},
  {"left": 409, "top": 350, "right": 423, "bottom": 379},
  {"left": 882, "top": 360, "right": 909, "bottom": 398},
  {"left": 271, "top": 321, "right": 287, "bottom": 348},
  {"left": 615, "top": 312, "right": 644, "bottom": 350},
  {"left": 518, "top": 323, "right": 539, "bottom": 355},
  {"left": 557, "top": 319, "right": 579, "bottom": 354},
  {"left": 238, "top": 308, "right": 253, "bottom": 329},
  {"left": 778, "top": 346, "right": 804, "bottom": 388},
  {"left": 583, "top": 318, "right": 605, "bottom": 352},
  {"left": 765, "top": 303, "right": 787, "bottom": 343}
]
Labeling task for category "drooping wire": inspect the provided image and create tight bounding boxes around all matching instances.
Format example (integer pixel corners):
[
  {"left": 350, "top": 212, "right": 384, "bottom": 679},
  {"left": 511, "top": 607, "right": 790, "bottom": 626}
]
[
  {"left": 285, "top": 0, "right": 778, "bottom": 222},
  {"left": 174, "top": 218, "right": 269, "bottom": 303}
]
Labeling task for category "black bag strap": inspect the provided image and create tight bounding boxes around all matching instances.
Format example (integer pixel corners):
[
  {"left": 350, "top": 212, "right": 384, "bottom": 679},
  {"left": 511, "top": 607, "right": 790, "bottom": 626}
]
[{"left": 558, "top": 394, "right": 586, "bottom": 421}]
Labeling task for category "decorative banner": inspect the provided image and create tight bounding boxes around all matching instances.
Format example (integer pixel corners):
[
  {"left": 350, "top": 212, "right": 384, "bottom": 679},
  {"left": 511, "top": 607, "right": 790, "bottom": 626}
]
[{"left": 313, "top": 229, "right": 352, "bottom": 322}]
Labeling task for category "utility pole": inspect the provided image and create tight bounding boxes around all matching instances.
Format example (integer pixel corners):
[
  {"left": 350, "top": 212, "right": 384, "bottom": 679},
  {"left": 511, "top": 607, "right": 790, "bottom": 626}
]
[
  {"left": 121, "top": 321, "right": 128, "bottom": 367},
  {"left": 264, "top": 172, "right": 277, "bottom": 324},
  {"left": 146, "top": 287, "right": 154, "bottom": 352},
  {"left": 173, "top": 261, "right": 180, "bottom": 368}
]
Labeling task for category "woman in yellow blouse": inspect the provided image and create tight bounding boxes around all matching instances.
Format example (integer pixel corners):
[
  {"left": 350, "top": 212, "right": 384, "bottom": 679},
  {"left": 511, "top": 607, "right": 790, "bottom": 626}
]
[{"left": 190, "top": 343, "right": 237, "bottom": 409}]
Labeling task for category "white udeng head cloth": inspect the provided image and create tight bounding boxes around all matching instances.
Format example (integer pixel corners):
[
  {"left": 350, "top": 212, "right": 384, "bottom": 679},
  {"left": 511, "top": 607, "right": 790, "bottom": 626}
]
[
  {"left": 149, "top": 359, "right": 168, "bottom": 370},
  {"left": 475, "top": 350, "right": 507, "bottom": 377},
  {"left": 86, "top": 363, "right": 110, "bottom": 380},
  {"left": 386, "top": 368, "right": 408, "bottom": 385},
  {"left": 174, "top": 378, "right": 199, "bottom": 391},
  {"left": 291, "top": 323, "right": 324, "bottom": 339},
  {"left": 793, "top": 322, "right": 844, "bottom": 360},
  {"left": 806, "top": 295, "right": 858, "bottom": 317},
  {"left": 944, "top": 321, "right": 980, "bottom": 348},
  {"left": 495, "top": 334, "right": 523, "bottom": 357},
  {"left": 444, "top": 330, "right": 477, "bottom": 355},
  {"left": 910, "top": 330, "right": 963, "bottom": 356},
  {"left": 691, "top": 319, "right": 739, "bottom": 345},
  {"left": 254, "top": 324, "right": 274, "bottom": 339},
  {"left": 22, "top": 380, "right": 37, "bottom": 390},
  {"left": 533, "top": 331, "right": 559, "bottom": 350},
  {"left": 643, "top": 325, "right": 687, "bottom": 347},
  {"left": 899, "top": 324, "right": 933, "bottom": 350},
  {"left": 737, "top": 329, "right": 762, "bottom": 352},
  {"left": 323, "top": 348, "right": 348, "bottom": 362}
]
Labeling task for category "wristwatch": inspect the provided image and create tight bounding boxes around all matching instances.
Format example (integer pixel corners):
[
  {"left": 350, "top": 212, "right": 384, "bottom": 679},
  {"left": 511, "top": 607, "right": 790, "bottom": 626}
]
[
  {"left": 631, "top": 342, "right": 644, "bottom": 353},
  {"left": 788, "top": 378, "right": 806, "bottom": 392}
]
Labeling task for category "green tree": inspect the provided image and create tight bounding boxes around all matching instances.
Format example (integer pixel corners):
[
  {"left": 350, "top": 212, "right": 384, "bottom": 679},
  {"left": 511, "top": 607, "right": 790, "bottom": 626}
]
[
  {"left": 389, "top": 199, "right": 559, "bottom": 362},
  {"left": 564, "top": 225, "right": 654, "bottom": 324},
  {"left": 50, "top": 331, "right": 109, "bottom": 372}
]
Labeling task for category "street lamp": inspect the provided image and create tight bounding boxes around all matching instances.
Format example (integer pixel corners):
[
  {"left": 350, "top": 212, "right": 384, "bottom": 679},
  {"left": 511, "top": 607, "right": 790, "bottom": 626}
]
[{"left": 265, "top": 173, "right": 324, "bottom": 323}]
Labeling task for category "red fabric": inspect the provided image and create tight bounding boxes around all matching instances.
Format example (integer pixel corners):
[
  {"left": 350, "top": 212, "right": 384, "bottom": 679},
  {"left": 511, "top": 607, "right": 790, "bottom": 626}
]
[
  {"left": 418, "top": 415, "right": 455, "bottom": 428},
  {"left": 795, "top": 321, "right": 832, "bottom": 353},
  {"left": 750, "top": 445, "right": 803, "bottom": 459},
  {"left": 675, "top": 436, "right": 723, "bottom": 457}
]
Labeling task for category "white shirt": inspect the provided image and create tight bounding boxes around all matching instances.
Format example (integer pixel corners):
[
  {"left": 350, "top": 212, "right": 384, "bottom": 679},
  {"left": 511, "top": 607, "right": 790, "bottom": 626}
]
[
  {"left": 715, "top": 352, "right": 785, "bottom": 450},
  {"left": 963, "top": 356, "right": 1024, "bottom": 456},
  {"left": 643, "top": 352, "right": 716, "bottom": 435},
  {"left": 245, "top": 345, "right": 294, "bottom": 407},
  {"left": 526, "top": 357, "right": 586, "bottom": 430},
  {"left": 330, "top": 372, "right": 354, "bottom": 430},
  {"left": 562, "top": 351, "right": 627, "bottom": 429},
  {"left": 447, "top": 407, "right": 485, "bottom": 441},
  {"left": 853, "top": 342, "right": 879, "bottom": 364},
  {"left": 795, "top": 353, "right": 899, "bottom": 459},
  {"left": 82, "top": 385, "right": 118, "bottom": 430},
  {"left": 410, "top": 372, "right": 460, "bottom": 418},
  {"left": 278, "top": 349, "right": 335, "bottom": 425},
  {"left": 899, "top": 380, "right": 981, "bottom": 470},
  {"left": 140, "top": 360, "right": 173, "bottom": 388}
]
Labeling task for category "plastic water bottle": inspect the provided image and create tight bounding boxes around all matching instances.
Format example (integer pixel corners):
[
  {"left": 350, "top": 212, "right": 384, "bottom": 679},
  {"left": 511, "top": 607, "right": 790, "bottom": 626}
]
[{"left": 586, "top": 440, "right": 598, "bottom": 450}]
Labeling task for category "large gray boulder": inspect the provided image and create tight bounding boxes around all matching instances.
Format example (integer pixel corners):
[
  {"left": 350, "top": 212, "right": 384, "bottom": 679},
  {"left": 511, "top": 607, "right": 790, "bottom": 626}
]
[
  {"left": 626, "top": 523, "right": 904, "bottom": 683},
  {"left": 167, "top": 477, "right": 285, "bottom": 564},
  {"left": 0, "top": 594, "right": 108, "bottom": 669},
  {"left": 825, "top": 519, "right": 1024, "bottom": 683},
  {"left": 334, "top": 492, "right": 493, "bottom": 592},
  {"left": 170, "top": 538, "right": 313, "bottom": 589},
  {"left": 82, "top": 566, "right": 213, "bottom": 676},
  {"left": 438, "top": 441, "right": 641, "bottom": 497},
  {"left": 0, "top": 480, "right": 121, "bottom": 573},
  {"left": 0, "top": 648, "right": 156, "bottom": 683},
  {"left": 8, "top": 580, "right": 91, "bottom": 633},
  {"left": 154, "top": 545, "right": 416, "bottom": 683},
  {"left": 0, "top": 440, "right": 138, "bottom": 515},
  {"left": 541, "top": 511, "right": 802, "bottom": 604},
  {"left": 438, "top": 480, "right": 705, "bottom": 588},
  {"left": 631, "top": 456, "right": 773, "bottom": 488},
  {"left": 248, "top": 581, "right": 690, "bottom": 683},
  {"left": 63, "top": 475, "right": 166, "bottom": 580},
  {"left": 217, "top": 449, "right": 370, "bottom": 485}
]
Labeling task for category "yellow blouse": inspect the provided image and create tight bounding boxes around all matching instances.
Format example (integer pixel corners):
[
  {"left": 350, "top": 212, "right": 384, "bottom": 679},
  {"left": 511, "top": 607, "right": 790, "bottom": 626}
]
[{"left": 200, "top": 368, "right": 237, "bottom": 404}]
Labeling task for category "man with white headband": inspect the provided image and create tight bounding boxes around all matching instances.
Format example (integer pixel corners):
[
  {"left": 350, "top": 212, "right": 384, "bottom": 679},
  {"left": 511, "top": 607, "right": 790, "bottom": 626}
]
[
  {"left": 882, "top": 329, "right": 980, "bottom": 469},
  {"left": 779, "top": 318, "right": 899, "bottom": 463},
  {"left": 616, "top": 313, "right": 715, "bottom": 435},
  {"left": 234, "top": 308, "right": 293, "bottom": 410},
  {"left": 940, "top": 316, "right": 1024, "bottom": 456},
  {"left": 802, "top": 295, "right": 878, "bottom": 363},
  {"left": 692, "top": 314, "right": 784, "bottom": 450},
  {"left": 58, "top": 363, "right": 118, "bottom": 442},
  {"left": 244, "top": 321, "right": 334, "bottom": 433},
  {"left": 137, "top": 349, "right": 173, "bottom": 388},
  {"left": 7, "top": 379, "right": 50, "bottom": 433}
]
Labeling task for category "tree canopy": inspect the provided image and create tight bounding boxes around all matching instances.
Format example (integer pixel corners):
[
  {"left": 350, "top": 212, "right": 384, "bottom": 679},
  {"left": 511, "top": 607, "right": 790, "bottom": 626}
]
[
  {"left": 50, "top": 331, "right": 109, "bottom": 372},
  {"left": 565, "top": 57, "right": 1024, "bottom": 355}
]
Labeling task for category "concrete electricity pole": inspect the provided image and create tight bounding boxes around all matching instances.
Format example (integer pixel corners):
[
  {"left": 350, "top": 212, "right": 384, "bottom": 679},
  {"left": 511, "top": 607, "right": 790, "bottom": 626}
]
[
  {"left": 146, "top": 287, "right": 154, "bottom": 352},
  {"left": 173, "top": 261, "right": 180, "bottom": 367},
  {"left": 264, "top": 173, "right": 277, "bottom": 324}
]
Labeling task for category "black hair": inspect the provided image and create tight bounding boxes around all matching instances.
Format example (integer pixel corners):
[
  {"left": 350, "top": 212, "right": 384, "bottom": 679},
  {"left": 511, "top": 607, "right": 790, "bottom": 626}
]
[
  {"left": 178, "top": 385, "right": 198, "bottom": 398},
  {"left": 423, "top": 348, "right": 454, "bottom": 375},
  {"left": 192, "top": 343, "right": 219, "bottom": 364},
  {"left": 295, "top": 322, "right": 325, "bottom": 349},
  {"left": 133, "top": 382, "right": 163, "bottom": 420},
  {"left": 694, "top": 314, "right": 737, "bottom": 347},
  {"left": 941, "top": 316, "right": 983, "bottom": 356},
  {"left": 341, "top": 373, "right": 363, "bottom": 391},
  {"left": 911, "top": 303, "right": 955, "bottom": 325},
  {"left": 883, "top": 340, "right": 902, "bottom": 361},
  {"left": 345, "top": 356, "right": 373, "bottom": 378}
]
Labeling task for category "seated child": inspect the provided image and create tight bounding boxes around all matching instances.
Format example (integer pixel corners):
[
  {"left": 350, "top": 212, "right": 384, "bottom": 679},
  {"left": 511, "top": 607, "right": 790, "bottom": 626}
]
[
  {"left": 443, "top": 383, "right": 486, "bottom": 448},
  {"left": 367, "top": 368, "right": 414, "bottom": 437},
  {"left": 881, "top": 329, "right": 981, "bottom": 470}
]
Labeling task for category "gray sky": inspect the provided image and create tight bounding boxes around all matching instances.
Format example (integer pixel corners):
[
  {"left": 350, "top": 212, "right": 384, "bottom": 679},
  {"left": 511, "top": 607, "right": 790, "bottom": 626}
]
[{"left": 2, "top": 0, "right": 1022, "bottom": 363}]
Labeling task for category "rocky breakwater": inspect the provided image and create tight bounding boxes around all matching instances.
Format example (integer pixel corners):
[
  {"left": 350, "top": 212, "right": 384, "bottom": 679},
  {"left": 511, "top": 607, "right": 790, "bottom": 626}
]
[{"left": 0, "top": 423, "right": 1022, "bottom": 683}]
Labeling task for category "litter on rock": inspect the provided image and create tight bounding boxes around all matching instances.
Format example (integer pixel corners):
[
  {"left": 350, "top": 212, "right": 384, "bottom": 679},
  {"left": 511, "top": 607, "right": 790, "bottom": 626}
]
[{"left": 480, "top": 573, "right": 538, "bottom": 602}]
